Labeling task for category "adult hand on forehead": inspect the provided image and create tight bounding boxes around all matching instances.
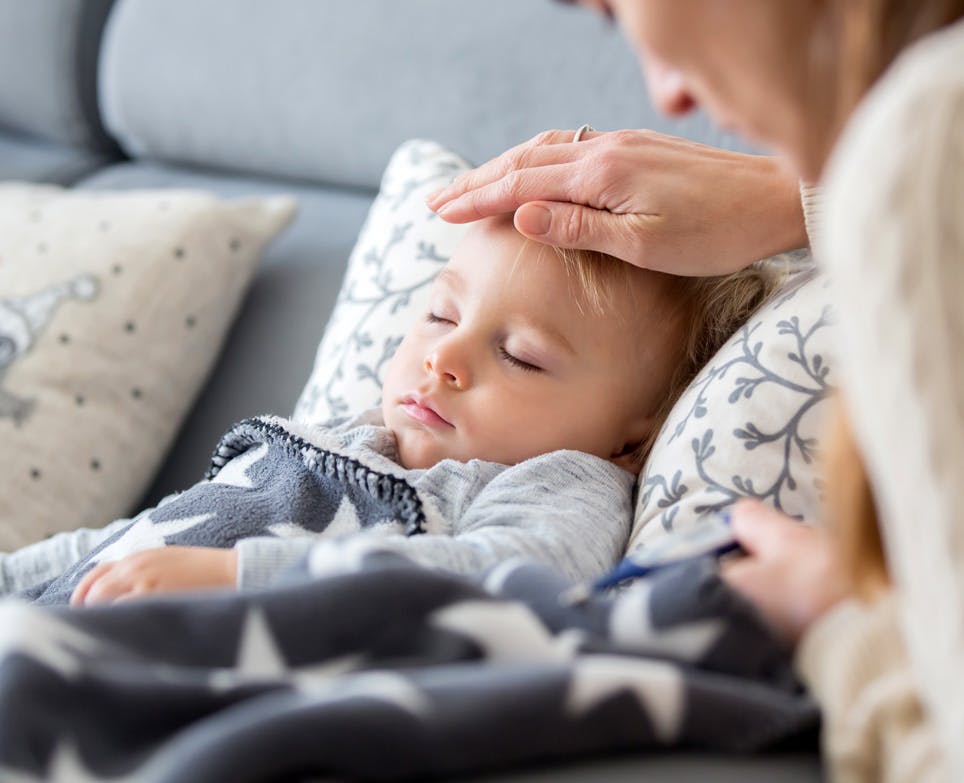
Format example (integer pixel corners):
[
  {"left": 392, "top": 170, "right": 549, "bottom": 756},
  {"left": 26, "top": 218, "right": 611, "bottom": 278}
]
[{"left": 426, "top": 128, "right": 807, "bottom": 276}]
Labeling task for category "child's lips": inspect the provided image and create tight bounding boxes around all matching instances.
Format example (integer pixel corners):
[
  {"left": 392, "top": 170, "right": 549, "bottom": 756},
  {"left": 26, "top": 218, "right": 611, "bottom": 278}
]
[{"left": 400, "top": 396, "right": 454, "bottom": 428}]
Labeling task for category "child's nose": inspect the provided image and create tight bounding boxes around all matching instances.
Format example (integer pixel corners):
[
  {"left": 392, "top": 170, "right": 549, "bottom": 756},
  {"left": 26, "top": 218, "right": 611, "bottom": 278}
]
[{"left": 424, "top": 351, "right": 467, "bottom": 390}]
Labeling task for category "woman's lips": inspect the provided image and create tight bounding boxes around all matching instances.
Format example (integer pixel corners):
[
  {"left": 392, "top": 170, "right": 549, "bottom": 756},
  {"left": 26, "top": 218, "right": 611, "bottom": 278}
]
[{"left": 400, "top": 398, "right": 453, "bottom": 428}]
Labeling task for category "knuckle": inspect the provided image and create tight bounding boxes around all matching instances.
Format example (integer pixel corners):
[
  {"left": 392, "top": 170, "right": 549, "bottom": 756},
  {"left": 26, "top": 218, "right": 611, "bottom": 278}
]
[
  {"left": 594, "top": 147, "right": 622, "bottom": 176},
  {"left": 514, "top": 146, "right": 537, "bottom": 172},
  {"left": 532, "top": 130, "right": 556, "bottom": 147},
  {"left": 561, "top": 208, "right": 586, "bottom": 246},
  {"left": 610, "top": 129, "right": 639, "bottom": 147},
  {"left": 501, "top": 171, "right": 526, "bottom": 202}
]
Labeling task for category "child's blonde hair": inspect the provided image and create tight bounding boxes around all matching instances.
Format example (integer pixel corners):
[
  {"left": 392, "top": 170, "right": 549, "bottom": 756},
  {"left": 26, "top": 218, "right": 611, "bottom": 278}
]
[{"left": 551, "top": 246, "right": 782, "bottom": 466}]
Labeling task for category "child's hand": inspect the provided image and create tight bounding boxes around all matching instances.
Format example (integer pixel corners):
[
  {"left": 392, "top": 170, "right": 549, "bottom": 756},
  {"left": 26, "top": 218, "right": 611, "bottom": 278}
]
[
  {"left": 69, "top": 546, "right": 238, "bottom": 607},
  {"left": 721, "top": 500, "right": 850, "bottom": 645}
]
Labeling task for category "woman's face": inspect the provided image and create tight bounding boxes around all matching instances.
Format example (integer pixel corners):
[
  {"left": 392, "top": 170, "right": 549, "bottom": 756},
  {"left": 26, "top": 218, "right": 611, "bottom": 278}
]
[{"left": 595, "top": 0, "right": 825, "bottom": 177}]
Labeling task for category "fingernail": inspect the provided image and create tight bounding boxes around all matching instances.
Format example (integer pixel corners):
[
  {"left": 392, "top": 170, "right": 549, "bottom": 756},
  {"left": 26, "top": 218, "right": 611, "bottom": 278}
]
[
  {"left": 425, "top": 187, "right": 444, "bottom": 206},
  {"left": 516, "top": 205, "right": 551, "bottom": 236}
]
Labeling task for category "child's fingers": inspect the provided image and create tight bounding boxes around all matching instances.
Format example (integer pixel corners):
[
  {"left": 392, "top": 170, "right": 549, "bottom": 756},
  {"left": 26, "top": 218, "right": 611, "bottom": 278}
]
[
  {"left": 111, "top": 587, "right": 152, "bottom": 605},
  {"left": 70, "top": 562, "right": 114, "bottom": 607},
  {"left": 81, "top": 569, "right": 137, "bottom": 606}
]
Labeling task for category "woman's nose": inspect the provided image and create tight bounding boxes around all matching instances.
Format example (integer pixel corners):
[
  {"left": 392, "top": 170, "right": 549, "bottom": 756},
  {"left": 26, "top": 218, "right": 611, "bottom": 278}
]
[{"left": 424, "top": 350, "right": 467, "bottom": 391}]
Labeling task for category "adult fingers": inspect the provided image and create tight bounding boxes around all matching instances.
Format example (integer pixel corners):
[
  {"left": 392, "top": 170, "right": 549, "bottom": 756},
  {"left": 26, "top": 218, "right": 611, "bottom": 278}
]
[
  {"left": 432, "top": 162, "right": 583, "bottom": 223},
  {"left": 427, "top": 129, "right": 601, "bottom": 212},
  {"left": 513, "top": 201, "right": 657, "bottom": 267},
  {"left": 719, "top": 556, "right": 761, "bottom": 598},
  {"left": 70, "top": 562, "right": 114, "bottom": 607},
  {"left": 729, "top": 499, "right": 800, "bottom": 557}
]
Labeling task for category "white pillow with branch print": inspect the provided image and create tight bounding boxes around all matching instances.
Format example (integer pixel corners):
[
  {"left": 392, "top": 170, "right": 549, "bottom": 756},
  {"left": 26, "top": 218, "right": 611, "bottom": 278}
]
[
  {"left": 630, "top": 268, "right": 835, "bottom": 552},
  {"left": 294, "top": 139, "right": 470, "bottom": 424}
]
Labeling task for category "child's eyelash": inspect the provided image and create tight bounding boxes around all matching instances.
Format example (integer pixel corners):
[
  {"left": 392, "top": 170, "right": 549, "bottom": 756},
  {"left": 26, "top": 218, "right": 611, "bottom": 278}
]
[
  {"left": 499, "top": 347, "right": 541, "bottom": 373},
  {"left": 425, "top": 314, "right": 541, "bottom": 373}
]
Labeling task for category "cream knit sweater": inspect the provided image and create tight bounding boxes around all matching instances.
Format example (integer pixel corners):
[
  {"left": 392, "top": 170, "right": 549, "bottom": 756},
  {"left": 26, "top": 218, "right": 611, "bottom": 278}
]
[{"left": 795, "top": 16, "right": 964, "bottom": 783}]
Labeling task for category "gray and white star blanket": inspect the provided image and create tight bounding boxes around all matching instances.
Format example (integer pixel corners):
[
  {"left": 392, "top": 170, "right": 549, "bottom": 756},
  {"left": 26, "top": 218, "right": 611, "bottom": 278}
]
[
  {"left": 10, "top": 411, "right": 633, "bottom": 603},
  {"left": 16, "top": 416, "right": 421, "bottom": 605},
  {"left": 0, "top": 553, "right": 817, "bottom": 782}
]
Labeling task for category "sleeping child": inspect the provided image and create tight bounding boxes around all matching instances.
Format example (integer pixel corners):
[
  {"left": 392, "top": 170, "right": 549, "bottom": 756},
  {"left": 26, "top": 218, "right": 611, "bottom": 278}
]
[{"left": 0, "top": 214, "right": 777, "bottom": 606}]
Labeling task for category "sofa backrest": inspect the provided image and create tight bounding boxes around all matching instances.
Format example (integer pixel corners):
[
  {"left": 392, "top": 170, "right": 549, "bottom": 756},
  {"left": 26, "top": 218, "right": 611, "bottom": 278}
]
[
  {"left": 99, "top": 0, "right": 756, "bottom": 190},
  {"left": 0, "top": 0, "right": 116, "bottom": 152}
]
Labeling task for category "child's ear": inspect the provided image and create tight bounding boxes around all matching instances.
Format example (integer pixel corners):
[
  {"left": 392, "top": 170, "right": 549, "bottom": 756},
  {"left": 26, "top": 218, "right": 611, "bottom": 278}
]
[{"left": 609, "top": 415, "right": 654, "bottom": 475}]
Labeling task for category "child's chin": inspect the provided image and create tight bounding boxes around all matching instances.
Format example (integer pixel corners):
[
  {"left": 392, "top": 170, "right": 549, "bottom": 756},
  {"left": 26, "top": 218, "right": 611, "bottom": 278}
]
[{"left": 396, "top": 436, "right": 449, "bottom": 471}]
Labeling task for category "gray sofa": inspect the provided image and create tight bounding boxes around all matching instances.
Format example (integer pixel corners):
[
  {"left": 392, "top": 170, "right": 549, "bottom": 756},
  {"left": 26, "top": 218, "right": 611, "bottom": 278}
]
[{"left": 0, "top": 1, "right": 822, "bottom": 780}]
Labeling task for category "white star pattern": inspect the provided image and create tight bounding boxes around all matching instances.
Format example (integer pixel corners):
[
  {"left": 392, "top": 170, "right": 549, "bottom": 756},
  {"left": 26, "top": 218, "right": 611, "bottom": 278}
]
[
  {"left": 235, "top": 607, "right": 287, "bottom": 676},
  {"left": 321, "top": 494, "right": 364, "bottom": 536},
  {"left": 37, "top": 741, "right": 143, "bottom": 783},
  {"left": 209, "top": 608, "right": 364, "bottom": 692},
  {"left": 429, "top": 600, "right": 580, "bottom": 663},
  {"left": 264, "top": 521, "right": 314, "bottom": 538},
  {"left": 566, "top": 655, "right": 684, "bottom": 743},
  {"left": 306, "top": 535, "right": 389, "bottom": 578},
  {"left": 267, "top": 494, "right": 364, "bottom": 540},
  {"left": 0, "top": 763, "right": 38, "bottom": 783},
  {"left": 210, "top": 443, "right": 268, "bottom": 489},
  {"left": 288, "top": 654, "right": 367, "bottom": 689},
  {"left": 0, "top": 601, "right": 102, "bottom": 679},
  {"left": 609, "top": 581, "right": 724, "bottom": 661},
  {"left": 207, "top": 607, "right": 287, "bottom": 691},
  {"left": 294, "top": 671, "right": 430, "bottom": 718},
  {"left": 90, "top": 512, "right": 215, "bottom": 566}
]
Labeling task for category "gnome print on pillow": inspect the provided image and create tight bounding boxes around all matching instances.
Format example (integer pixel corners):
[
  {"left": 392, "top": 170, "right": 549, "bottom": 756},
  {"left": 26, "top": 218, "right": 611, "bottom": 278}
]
[{"left": 0, "top": 275, "right": 98, "bottom": 425}]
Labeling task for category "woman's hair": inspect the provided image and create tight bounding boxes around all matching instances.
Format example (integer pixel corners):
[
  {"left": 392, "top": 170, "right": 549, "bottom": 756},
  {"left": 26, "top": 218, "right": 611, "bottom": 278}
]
[
  {"left": 811, "top": 0, "right": 964, "bottom": 591},
  {"left": 552, "top": 246, "right": 782, "bottom": 466},
  {"left": 824, "top": 396, "right": 889, "bottom": 599},
  {"left": 818, "top": 0, "right": 964, "bottom": 160}
]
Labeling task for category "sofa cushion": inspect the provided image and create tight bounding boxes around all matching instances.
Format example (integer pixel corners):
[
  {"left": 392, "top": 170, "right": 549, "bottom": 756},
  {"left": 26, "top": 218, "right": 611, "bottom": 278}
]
[
  {"left": 0, "top": 183, "right": 295, "bottom": 547},
  {"left": 0, "top": 0, "right": 116, "bottom": 151},
  {"left": 98, "top": 0, "right": 754, "bottom": 190},
  {"left": 0, "top": 132, "right": 115, "bottom": 185},
  {"left": 76, "top": 161, "right": 377, "bottom": 505}
]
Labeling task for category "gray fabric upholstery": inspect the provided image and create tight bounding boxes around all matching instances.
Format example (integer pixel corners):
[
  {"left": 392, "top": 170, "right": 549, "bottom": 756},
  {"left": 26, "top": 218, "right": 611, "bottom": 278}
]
[
  {"left": 99, "top": 0, "right": 756, "bottom": 190},
  {"left": 0, "top": 131, "right": 114, "bottom": 184},
  {"left": 77, "top": 161, "right": 375, "bottom": 505},
  {"left": 0, "top": 0, "right": 116, "bottom": 151}
]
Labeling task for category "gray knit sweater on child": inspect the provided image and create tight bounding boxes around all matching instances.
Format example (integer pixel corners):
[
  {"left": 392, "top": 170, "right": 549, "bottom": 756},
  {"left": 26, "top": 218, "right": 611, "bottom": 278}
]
[{"left": 0, "top": 409, "right": 634, "bottom": 603}]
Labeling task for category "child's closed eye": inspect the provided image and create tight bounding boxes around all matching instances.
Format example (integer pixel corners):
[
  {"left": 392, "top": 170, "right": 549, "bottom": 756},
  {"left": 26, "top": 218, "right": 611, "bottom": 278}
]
[
  {"left": 499, "top": 346, "right": 542, "bottom": 373},
  {"left": 425, "top": 312, "right": 455, "bottom": 325}
]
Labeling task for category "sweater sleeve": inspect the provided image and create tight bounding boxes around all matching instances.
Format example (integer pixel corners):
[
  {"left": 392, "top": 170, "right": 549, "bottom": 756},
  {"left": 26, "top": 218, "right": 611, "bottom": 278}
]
[
  {"left": 0, "top": 515, "right": 136, "bottom": 595},
  {"left": 799, "top": 181, "right": 823, "bottom": 247},
  {"left": 796, "top": 595, "right": 945, "bottom": 783},
  {"left": 236, "top": 451, "right": 634, "bottom": 589},
  {"left": 817, "top": 21, "right": 964, "bottom": 779}
]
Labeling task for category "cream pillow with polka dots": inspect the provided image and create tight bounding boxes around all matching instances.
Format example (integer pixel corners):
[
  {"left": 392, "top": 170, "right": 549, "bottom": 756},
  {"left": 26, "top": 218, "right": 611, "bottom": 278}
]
[{"left": 0, "top": 183, "right": 296, "bottom": 548}]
